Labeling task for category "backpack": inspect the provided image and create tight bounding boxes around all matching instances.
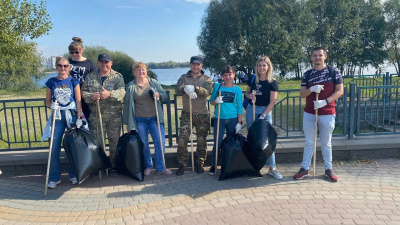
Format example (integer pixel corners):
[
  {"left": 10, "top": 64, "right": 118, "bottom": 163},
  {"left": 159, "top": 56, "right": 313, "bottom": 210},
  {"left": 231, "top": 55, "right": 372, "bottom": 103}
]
[
  {"left": 242, "top": 74, "right": 256, "bottom": 109},
  {"left": 305, "top": 65, "right": 337, "bottom": 86}
]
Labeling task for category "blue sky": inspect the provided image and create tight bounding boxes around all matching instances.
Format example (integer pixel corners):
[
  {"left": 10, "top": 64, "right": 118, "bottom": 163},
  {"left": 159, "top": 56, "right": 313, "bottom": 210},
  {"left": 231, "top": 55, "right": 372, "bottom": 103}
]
[{"left": 34, "top": 0, "right": 210, "bottom": 63}]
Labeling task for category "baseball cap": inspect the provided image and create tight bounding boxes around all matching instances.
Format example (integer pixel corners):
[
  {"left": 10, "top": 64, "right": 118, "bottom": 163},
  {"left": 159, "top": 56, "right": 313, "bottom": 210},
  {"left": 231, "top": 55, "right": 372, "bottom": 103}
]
[
  {"left": 190, "top": 56, "right": 203, "bottom": 64},
  {"left": 98, "top": 53, "right": 111, "bottom": 62}
]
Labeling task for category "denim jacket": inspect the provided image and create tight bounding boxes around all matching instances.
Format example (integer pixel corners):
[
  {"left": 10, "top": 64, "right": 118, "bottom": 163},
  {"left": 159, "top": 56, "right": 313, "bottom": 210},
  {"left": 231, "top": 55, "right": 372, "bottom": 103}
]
[{"left": 122, "top": 77, "right": 168, "bottom": 131}]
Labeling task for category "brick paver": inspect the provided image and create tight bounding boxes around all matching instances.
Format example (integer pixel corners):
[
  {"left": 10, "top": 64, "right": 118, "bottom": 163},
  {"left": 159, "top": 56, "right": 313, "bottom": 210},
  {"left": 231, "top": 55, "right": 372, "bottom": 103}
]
[{"left": 0, "top": 159, "right": 399, "bottom": 224}]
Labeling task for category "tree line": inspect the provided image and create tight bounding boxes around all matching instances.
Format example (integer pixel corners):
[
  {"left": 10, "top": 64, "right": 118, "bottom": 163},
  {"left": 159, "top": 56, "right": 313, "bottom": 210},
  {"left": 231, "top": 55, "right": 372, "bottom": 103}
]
[
  {"left": 197, "top": 0, "right": 400, "bottom": 79},
  {"left": 147, "top": 61, "right": 190, "bottom": 69}
]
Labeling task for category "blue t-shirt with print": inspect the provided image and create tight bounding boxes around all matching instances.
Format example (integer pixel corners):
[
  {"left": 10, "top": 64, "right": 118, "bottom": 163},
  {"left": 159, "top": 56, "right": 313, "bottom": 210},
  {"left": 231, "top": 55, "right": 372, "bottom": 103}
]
[
  {"left": 45, "top": 76, "right": 79, "bottom": 107},
  {"left": 210, "top": 84, "right": 243, "bottom": 119}
]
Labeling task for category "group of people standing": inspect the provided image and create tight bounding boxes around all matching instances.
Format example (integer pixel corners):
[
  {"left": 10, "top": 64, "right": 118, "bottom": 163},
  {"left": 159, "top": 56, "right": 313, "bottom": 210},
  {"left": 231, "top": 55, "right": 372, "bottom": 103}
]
[{"left": 43, "top": 37, "right": 343, "bottom": 189}]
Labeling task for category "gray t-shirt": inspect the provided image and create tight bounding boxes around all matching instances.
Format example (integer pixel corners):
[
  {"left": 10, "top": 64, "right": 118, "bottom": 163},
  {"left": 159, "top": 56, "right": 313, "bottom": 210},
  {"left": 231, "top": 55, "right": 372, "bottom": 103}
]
[{"left": 134, "top": 83, "right": 156, "bottom": 118}]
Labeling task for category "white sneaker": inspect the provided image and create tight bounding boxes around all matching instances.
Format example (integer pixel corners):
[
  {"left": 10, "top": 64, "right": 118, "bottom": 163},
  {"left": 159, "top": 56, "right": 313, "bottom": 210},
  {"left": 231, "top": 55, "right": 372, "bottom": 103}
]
[
  {"left": 47, "top": 180, "right": 61, "bottom": 189},
  {"left": 144, "top": 168, "right": 152, "bottom": 176},
  {"left": 156, "top": 169, "right": 172, "bottom": 175},
  {"left": 70, "top": 177, "right": 78, "bottom": 185},
  {"left": 268, "top": 170, "right": 283, "bottom": 180}
]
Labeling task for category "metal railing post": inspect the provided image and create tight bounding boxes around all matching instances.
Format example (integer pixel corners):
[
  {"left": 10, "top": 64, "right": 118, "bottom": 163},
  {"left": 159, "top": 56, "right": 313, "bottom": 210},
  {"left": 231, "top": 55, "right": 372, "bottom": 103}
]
[{"left": 348, "top": 84, "right": 356, "bottom": 139}]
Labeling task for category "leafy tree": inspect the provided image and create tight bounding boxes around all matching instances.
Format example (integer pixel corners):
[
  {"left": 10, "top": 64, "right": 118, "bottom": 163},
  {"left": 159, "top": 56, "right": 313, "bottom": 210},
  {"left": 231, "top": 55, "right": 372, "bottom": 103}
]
[
  {"left": 384, "top": 0, "right": 400, "bottom": 74},
  {"left": 0, "top": 0, "right": 52, "bottom": 88},
  {"left": 65, "top": 45, "right": 157, "bottom": 83}
]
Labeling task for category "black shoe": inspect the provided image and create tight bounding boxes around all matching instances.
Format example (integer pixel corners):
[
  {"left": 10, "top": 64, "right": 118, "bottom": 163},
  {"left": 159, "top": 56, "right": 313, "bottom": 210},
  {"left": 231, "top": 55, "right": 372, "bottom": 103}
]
[
  {"left": 176, "top": 164, "right": 186, "bottom": 176},
  {"left": 196, "top": 163, "right": 204, "bottom": 174},
  {"left": 208, "top": 166, "right": 215, "bottom": 176}
]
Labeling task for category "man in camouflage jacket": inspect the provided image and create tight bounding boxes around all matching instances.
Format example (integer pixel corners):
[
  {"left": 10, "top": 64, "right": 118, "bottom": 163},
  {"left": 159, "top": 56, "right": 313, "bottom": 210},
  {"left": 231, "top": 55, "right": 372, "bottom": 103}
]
[
  {"left": 175, "top": 56, "right": 213, "bottom": 175},
  {"left": 81, "top": 53, "right": 125, "bottom": 169}
]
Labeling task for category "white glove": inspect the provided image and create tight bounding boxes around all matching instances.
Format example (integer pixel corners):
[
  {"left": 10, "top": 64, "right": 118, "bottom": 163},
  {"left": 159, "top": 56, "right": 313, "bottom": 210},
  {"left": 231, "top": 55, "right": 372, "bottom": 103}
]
[
  {"left": 235, "top": 123, "right": 242, "bottom": 133},
  {"left": 314, "top": 100, "right": 328, "bottom": 109},
  {"left": 50, "top": 102, "right": 59, "bottom": 110},
  {"left": 259, "top": 114, "right": 266, "bottom": 120},
  {"left": 189, "top": 92, "right": 197, "bottom": 99},
  {"left": 310, "top": 85, "right": 324, "bottom": 93},
  {"left": 215, "top": 96, "right": 223, "bottom": 104},
  {"left": 76, "top": 119, "right": 83, "bottom": 128},
  {"left": 184, "top": 85, "right": 195, "bottom": 95}
]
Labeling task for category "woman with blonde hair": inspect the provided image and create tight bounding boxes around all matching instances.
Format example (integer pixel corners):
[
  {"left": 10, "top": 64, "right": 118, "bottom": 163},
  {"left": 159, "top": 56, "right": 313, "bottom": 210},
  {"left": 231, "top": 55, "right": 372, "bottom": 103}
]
[
  {"left": 244, "top": 56, "right": 282, "bottom": 179},
  {"left": 123, "top": 62, "right": 172, "bottom": 175},
  {"left": 42, "top": 56, "right": 83, "bottom": 188}
]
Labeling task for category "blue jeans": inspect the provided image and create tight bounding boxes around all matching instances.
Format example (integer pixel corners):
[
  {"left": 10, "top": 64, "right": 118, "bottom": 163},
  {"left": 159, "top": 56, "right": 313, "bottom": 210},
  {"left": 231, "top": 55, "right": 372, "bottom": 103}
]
[
  {"left": 135, "top": 116, "right": 166, "bottom": 172},
  {"left": 49, "top": 110, "right": 76, "bottom": 182},
  {"left": 302, "top": 112, "right": 335, "bottom": 170},
  {"left": 211, "top": 117, "right": 237, "bottom": 167},
  {"left": 246, "top": 104, "right": 276, "bottom": 168}
]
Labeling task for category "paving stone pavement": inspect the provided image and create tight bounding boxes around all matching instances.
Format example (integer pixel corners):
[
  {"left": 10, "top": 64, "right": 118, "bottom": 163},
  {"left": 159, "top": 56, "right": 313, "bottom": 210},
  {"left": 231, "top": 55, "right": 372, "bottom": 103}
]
[{"left": 0, "top": 158, "right": 399, "bottom": 225}]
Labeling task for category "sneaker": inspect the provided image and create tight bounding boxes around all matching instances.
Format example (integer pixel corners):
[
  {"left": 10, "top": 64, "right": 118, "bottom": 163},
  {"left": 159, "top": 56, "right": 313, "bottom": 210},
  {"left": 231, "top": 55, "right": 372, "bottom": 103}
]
[
  {"left": 156, "top": 169, "right": 172, "bottom": 175},
  {"left": 70, "top": 177, "right": 78, "bottom": 185},
  {"left": 196, "top": 163, "right": 204, "bottom": 174},
  {"left": 268, "top": 170, "right": 283, "bottom": 180},
  {"left": 325, "top": 169, "right": 338, "bottom": 182},
  {"left": 144, "top": 168, "right": 152, "bottom": 176},
  {"left": 293, "top": 168, "right": 309, "bottom": 180},
  {"left": 47, "top": 180, "right": 61, "bottom": 189},
  {"left": 176, "top": 164, "right": 186, "bottom": 176},
  {"left": 208, "top": 166, "right": 215, "bottom": 176}
]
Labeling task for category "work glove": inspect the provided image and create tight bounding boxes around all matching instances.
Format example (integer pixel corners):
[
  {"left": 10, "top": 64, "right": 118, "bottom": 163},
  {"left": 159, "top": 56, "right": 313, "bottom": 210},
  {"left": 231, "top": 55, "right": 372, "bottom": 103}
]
[
  {"left": 184, "top": 85, "right": 195, "bottom": 95},
  {"left": 314, "top": 100, "right": 327, "bottom": 109},
  {"left": 148, "top": 88, "right": 155, "bottom": 100},
  {"left": 235, "top": 123, "right": 242, "bottom": 134},
  {"left": 259, "top": 114, "right": 266, "bottom": 120},
  {"left": 189, "top": 92, "right": 197, "bottom": 99},
  {"left": 50, "top": 102, "right": 59, "bottom": 110},
  {"left": 215, "top": 96, "right": 223, "bottom": 104},
  {"left": 76, "top": 119, "right": 83, "bottom": 128},
  {"left": 310, "top": 85, "right": 324, "bottom": 93}
]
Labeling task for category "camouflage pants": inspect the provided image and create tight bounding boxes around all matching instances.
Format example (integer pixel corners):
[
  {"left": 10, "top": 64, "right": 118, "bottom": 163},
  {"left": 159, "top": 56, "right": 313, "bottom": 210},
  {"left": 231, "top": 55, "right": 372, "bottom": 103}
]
[
  {"left": 88, "top": 111, "right": 122, "bottom": 168},
  {"left": 177, "top": 111, "right": 210, "bottom": 165}
]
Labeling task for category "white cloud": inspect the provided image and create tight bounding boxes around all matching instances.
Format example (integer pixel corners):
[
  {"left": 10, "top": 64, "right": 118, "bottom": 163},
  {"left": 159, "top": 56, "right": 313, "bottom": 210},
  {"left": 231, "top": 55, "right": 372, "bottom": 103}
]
[{"left": 186, "top": 0, "right": 210, "bottom": 4}]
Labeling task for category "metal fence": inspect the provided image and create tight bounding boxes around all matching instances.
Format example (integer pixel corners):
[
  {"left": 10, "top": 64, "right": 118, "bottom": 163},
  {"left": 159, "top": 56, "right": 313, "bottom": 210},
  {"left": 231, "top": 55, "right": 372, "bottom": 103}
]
[{"left": 1, "top": 84, "right": 400, "bottom": 151}]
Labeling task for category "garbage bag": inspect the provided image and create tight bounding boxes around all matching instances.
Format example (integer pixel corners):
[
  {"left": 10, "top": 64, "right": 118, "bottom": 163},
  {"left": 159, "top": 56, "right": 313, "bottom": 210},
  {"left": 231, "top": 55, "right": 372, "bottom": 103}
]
[
  {"left": 63, "top": 127, "right": 112, "bottom": 184},
  {"left": 247, "top": 119, "right": 278, "bottom": 171},
  {"left": 115, "top": 131, "right": 145, "bottom": 181},
  {"left": 219, "top": 133, "right": 262, "bottom": 181}
]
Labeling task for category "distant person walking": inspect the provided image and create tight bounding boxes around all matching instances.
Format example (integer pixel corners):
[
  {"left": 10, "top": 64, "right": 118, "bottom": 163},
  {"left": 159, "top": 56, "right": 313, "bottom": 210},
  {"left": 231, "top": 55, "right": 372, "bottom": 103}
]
[
  {"left": 81, "top": 53, "right": 126, "bottom": 170},
  {"left": 294, "top": 47, "right": 343, "bottom": 182},
  {"left": 68, "top": 37, "right": 97, "bottom": 120},
  {"left": 245, "top": 56, "right": 282, "bottom": 180},
  {"left": 123, "top": 62, "right": 172, "bottom": 176},
  {"left": 175, "top": 56, "right": 213, "bottom": 175}
]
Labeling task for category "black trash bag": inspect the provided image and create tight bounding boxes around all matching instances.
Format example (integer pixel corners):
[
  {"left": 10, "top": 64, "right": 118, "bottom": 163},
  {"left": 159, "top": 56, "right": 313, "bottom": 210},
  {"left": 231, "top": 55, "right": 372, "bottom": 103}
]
[
  {"left": 218, "top": 133, "right": 262, "bottom": 181},
  {"left": 115, "top": 131, "right": 145, "bottom": 181},
  {"left": 63, "top": 127, "right": 112, "bottom": 184},
  {"left": 247, "top": 119, "right": 278, "bottom": 171}
]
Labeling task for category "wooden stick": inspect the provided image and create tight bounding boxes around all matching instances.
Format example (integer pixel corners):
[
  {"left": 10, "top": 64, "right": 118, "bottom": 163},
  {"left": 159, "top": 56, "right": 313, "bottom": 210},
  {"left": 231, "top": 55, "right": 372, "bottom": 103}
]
[
  {"left": 154, "top": 95, "right": 167, "bottom": 171},
  {"left": 45, "top": 100, "right": 57, "bottom": 196},
  {"left": 189, "top": 97, "right": 194, "bottom": 173},
  {"left": 97, "top": 99, "right": 107, "bottom": 177},
  {"left": 313, "top": 93, "right": 319, "bottom": 179},
  {"left": 252, "top": 90, "right": 256, "bottom": 121},
  {"left": 215, "top": 91, "right": 222, "bottom": 175}
]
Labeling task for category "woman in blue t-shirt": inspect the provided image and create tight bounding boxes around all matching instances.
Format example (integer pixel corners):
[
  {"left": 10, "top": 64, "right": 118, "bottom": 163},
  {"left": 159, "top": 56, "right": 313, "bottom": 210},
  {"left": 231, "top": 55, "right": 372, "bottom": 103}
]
[
  {"left": 208, "top": 65, "right": 243, "bottom": 175},
  {"left": 44, "top": 56, "right": 83, "bottom": 189},
  {"left": 244, "top": 56, "right": 282, "bottom": 180}
]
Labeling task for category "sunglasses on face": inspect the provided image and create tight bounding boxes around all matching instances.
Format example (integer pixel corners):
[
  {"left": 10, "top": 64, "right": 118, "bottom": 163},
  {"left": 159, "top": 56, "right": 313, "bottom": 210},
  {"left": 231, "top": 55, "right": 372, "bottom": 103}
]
[
  {"left": 57, "top": 64, "right": 69, "bottom": 68},
  {"left": 70, "top": 51, "right": 80, "bottom": 54}
]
